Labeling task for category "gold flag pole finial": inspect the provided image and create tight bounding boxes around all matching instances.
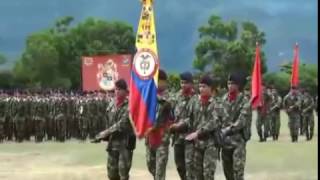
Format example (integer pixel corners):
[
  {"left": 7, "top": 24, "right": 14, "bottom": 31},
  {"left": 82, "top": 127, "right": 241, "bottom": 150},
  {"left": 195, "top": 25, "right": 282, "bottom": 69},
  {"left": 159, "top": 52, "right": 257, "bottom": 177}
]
[{"left": 140, "top": 0, "right": 153, "bottom": 4}]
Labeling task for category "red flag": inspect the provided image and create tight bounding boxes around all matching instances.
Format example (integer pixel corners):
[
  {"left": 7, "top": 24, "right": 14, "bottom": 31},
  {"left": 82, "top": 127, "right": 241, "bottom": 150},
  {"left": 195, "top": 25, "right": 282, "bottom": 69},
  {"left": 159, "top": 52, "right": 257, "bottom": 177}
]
[
  {"left": 251, "top": 43, "right": 263, "bottom": 109},
  {"left": 291, "top": 43, "right": 299, "bottom": 87}
]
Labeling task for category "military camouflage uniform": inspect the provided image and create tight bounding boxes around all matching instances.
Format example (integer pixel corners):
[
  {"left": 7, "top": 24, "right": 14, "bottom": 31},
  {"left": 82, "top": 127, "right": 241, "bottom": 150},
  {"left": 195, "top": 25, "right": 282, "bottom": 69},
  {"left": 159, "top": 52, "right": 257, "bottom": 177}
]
[
  {"left": 298, "top": 91, "right": 305, "bottom": 135},
  {"left": 283, "top": 91, "right": 301, "bottom": 142},
  {"left": 55, "top": 98, "right": 67, "bottom": 142},
  {"left": 185, "top": 96, "right": 221, "bottom": 180},
  {"left": 146, "top": 91, "right": 173, "bottom": 180},
  {"left": 13, "top": 98, "right": 26, "bottom": 142},
  {"left": 256, "top": 89, "right": 272, "bottom": 142},
  {"left": 104, "top": 99, "right": 136, "bottom": 180},
  {"left": 5, "top": 97, "right": 14, "bottom": 141},
  {"left": 301, "top": 92, "right": 315, "bottom": 140},
  {"left": 270, "top": 90, "right": 282, "bottom": 140},
  {"left": 0, "top": 97, "right": 6, "bottom": 142},
  {"left": 34, "top": 98, "right": 46, "bottom": 142},
  {"left": 171, "top": 90, "right": 197, "bottom": 180},
  {"left": 219, "top": 92, "right": 251, "bottom": 180}
]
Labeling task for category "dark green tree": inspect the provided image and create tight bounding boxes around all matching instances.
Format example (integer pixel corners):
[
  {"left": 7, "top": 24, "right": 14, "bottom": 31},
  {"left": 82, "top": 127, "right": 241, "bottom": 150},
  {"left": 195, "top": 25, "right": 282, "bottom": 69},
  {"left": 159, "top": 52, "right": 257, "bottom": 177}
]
[
  {"left": 13, "top": 16, "right": 135, "bottom": 89},
  {"left": 193, "top": 15, "right": 267, "bottom": 82}
]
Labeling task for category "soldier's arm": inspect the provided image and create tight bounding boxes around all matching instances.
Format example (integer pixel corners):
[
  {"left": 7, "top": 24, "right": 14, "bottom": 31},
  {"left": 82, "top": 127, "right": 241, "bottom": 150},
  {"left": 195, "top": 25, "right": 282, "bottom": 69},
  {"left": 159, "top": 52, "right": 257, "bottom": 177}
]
[
  {"left": 303, "top": 98, "right": 314, "bottom": 113},
  {"left": 198, "top": 105, "right": 220, "bottom": 137},
  {"left": 178, "top": 97, "right": 196, "bottom": 129},
  {"left": 106, "top": 108, "right": 130, "bottom": 134},
  {"left": 229, "top": 101, "right": 251, "bottom": 133}
]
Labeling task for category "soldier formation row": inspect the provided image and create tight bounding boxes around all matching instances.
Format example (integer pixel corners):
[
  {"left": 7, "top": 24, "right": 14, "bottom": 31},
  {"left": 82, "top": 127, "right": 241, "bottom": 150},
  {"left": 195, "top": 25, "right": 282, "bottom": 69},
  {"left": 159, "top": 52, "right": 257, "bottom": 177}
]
[
  {"left": 257, "top": 86, "right": 317, "bottom": 142},
  {"left": 0, "top": 86, "right": 317, "bottom": 144},
  {"left": 0, "top": 92, "right": 115, "bottom": 142}
]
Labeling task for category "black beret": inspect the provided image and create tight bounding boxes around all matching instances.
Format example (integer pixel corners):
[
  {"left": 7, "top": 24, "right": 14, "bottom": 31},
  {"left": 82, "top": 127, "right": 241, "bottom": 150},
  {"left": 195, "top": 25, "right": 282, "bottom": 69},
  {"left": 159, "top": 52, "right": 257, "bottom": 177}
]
[
  {"left": 158, "top": 69, "right": 167, "bottom": 81},
  {"left": 180, "top": 71, "right": 193, "bottom": 83},
  {"left": 115, "top": 79, "right": 128, "bottom": 91},
  {"left": 200, "top": 75, "right": 217, "bottom": 87},
  {"left": 228, "top": 71, "right": 247, "bottom": 90}
]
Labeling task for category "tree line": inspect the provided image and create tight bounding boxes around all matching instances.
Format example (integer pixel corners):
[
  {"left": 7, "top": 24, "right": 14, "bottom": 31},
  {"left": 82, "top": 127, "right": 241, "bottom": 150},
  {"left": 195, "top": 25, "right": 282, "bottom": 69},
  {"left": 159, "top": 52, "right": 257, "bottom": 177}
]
[{"left": 0, "top": 15, "right": 317, "bottom": 96}]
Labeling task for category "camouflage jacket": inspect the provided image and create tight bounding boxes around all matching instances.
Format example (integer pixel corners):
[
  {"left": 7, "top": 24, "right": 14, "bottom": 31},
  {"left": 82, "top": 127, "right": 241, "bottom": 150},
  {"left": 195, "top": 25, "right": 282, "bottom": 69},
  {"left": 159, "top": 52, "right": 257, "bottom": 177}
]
[
  {"left": 106, "top": 99, "right": 135, "bottom": 151},
  {"left": 190, "top": 96, "right": 221, "bottom": 149},
  {"left": 257, "top": 89, "right": 272, "bottom": 116},
  {"left": 283, "top": 92, "right": 301, "bottom": 115},
  {"left": 171, "top": 90, "right": 197, "bottom": 145},
  {"left": 301, "top": 94, "right": 314, "bottom": 114},
  {"left": 219, "top": 92, "right": 251, "bottom": 149},
  {"left": 0, "top": 99, "right": 6, "bottom": 117},
  {"left": 270, "top": 92, "right": 282, "bottom": 113}
]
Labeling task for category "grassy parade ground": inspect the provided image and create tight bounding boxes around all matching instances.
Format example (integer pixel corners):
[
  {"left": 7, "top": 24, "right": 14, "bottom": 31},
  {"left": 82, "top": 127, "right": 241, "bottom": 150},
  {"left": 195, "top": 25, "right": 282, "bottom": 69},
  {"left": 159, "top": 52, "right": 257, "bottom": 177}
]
[{"left": 0, "top": 111, "right": 317, "bottom": 180}]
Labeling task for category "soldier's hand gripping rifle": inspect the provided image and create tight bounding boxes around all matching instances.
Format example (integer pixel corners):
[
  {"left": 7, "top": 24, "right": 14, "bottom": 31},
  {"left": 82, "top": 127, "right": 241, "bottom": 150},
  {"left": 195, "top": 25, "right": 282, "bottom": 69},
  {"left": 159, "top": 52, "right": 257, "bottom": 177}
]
[{"left": 91, "top": 129, "right": 110, "bottom": 143}]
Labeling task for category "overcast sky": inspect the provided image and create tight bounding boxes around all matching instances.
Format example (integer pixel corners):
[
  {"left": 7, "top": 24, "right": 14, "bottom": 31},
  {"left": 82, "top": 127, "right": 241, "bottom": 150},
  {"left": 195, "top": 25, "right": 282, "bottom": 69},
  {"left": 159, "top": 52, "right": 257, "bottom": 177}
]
[{"left": 0, "top": 0, "right": 317, "bottom": 72}]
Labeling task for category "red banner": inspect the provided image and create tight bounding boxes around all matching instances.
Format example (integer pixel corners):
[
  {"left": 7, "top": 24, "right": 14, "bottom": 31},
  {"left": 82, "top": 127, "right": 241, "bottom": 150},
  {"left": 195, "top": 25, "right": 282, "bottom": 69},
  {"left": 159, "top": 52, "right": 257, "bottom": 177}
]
[
  {"left": 81, "top": 55, "right": 132, "bottom": 91},
  {"left": 291, "top": 43, "right": 299, "bottom": 88},
  {"left": 251, "top": 43, "right": 263, "bottom": 109}
]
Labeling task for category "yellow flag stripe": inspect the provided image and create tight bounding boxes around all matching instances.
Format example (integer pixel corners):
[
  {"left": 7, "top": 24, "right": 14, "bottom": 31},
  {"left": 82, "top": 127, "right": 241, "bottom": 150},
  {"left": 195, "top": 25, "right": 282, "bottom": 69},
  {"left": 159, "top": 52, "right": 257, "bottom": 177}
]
[{"left": 136, "top": 0, "right": 159, "bottom": 85}]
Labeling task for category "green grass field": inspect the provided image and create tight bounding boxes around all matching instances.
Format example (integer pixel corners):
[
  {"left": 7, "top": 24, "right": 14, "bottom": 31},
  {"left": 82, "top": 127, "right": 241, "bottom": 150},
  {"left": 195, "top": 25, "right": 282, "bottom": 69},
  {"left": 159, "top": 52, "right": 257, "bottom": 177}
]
[{"left": 0, "top": 111, "right": 317, "bottom": 180}]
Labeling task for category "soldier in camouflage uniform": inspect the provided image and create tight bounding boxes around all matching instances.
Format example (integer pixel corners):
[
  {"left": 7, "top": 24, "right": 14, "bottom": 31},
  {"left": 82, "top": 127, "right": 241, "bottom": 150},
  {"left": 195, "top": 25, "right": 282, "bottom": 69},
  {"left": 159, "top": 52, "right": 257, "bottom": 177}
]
[
  {"left": 34, "top": 96, "right": 46, "bottom": 142},
  {"left": 256, "top": 85, "right": 272, "bottom": 142},
  {"left": 172, "top": 75, "right": 221, "bottom": 180},
  {"left": 283, "top": 86, "right": 301, "bottom": 142},
  {"left": 55, "top": 96, "right": 67, "bottom": 142},
  {"left": 24, "top": 93, "right": 32, "bottom": 141},
  {"left": 301, "top": 89, "right": 315, "bottom": 140},
  {"left": 269, "top": 86, "right": 282, "bottom": 140},
  {"left": 80, "top": 96, "right": 91, "bottom": 140},
  {"left": 219, "top": 71, "right": 251, "bottom": 180},
  {"left": 0, "top": 93, "right": 6, "bottom": 142},
  {"left": 297, "top": 89, "right": 305, "bottom": 135},
  {"left": 5, "top": 94, "right": 14, "bottom": 141},
  {"left": 169, "top": 72, "right": 196, "bottom": 180},
  {"left": 93, "top": 79, "right": 136, "bottom": 180},
  {"left": 145, "top": 69, "right": 174, "bottom": 180},
  {"left": 46, "top": 95, "right": 56, "bottom": 140},
  {"left": 13, "top": 94, "right": 27, "bottom": 142}
]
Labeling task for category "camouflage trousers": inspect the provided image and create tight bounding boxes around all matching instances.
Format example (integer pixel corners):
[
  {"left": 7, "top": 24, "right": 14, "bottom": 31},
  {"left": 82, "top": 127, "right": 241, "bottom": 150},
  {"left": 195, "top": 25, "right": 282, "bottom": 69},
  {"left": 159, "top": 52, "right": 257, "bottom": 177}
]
[
  {"left": 34, "top": 119, "right": 45, "bottom": 142},
  {"left": 299, "top": 113, "right": 305, "bottom": 135},
  {"left": 193, "top": 145, "right": 218, "bottom": 180},
  {"left": 256, "top": 114, "right": 271, "bottom": 141},
  {"left": 173, "top": 142, "right": 194, "bottom": 180},
  {"left": 302, "top": 113, "right": 314, "bottom": 140},
  {"left": 287, "top": 113, "right": 300, "bottom": 142},
  {"left": 14, "top": 117, "right": 26, "bottom": 142},
  {"left": 107, "top": 148, "right": 133, "bottom": 180},
  {"left": 222, "top": 144, "right": 246, "bottom": 180},
  {"left": 270, "top": 111, "right": 281, "bottom": 140},
  {"left": 0, "top": 118, "right": 4, "bottom": 142},
  {"left": 55, "top": 115, "right": 66, "bottom": 142},
  {"left": 146, "top": 144, "right": 169, "bottom": 180}
]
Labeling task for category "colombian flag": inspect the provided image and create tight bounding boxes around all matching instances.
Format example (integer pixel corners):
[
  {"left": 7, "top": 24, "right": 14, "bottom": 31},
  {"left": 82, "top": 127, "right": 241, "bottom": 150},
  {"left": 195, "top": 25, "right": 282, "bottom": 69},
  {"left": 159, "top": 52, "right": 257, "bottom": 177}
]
[{"left": 129, "top": 0, "right": 160, "bottom": 143}]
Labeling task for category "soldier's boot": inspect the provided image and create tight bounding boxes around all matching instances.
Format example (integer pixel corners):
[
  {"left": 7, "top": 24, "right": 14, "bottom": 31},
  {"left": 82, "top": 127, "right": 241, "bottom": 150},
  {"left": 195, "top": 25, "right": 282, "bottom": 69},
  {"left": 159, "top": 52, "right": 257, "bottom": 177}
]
[
  {"left": 263, "top": 131, "right": 268, "bottom": 142},
  {"left": 272, "top": 135, "right": 277, "bottom": 141}
]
